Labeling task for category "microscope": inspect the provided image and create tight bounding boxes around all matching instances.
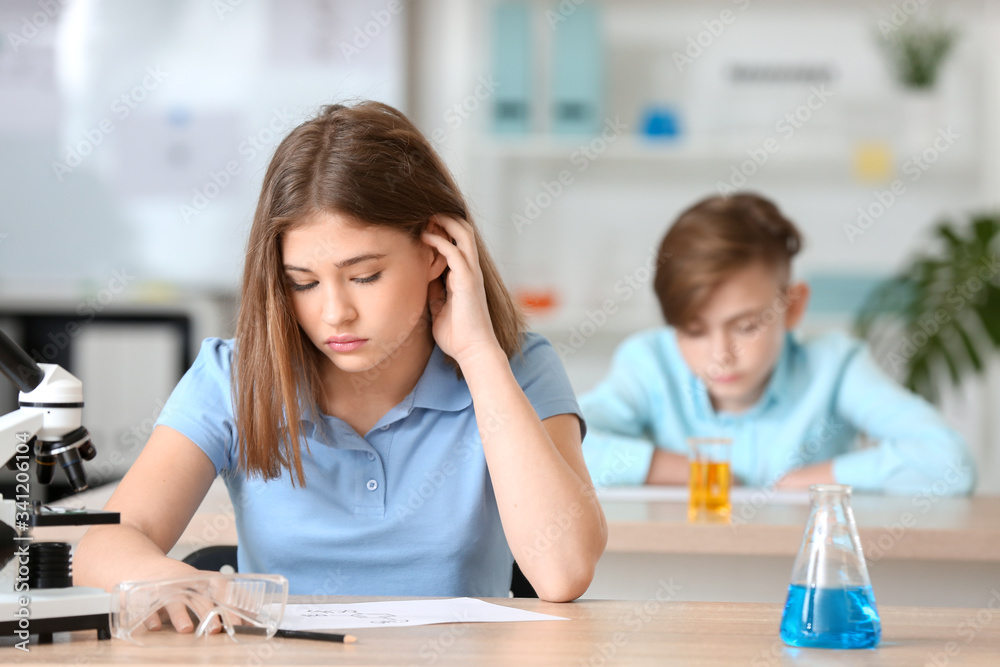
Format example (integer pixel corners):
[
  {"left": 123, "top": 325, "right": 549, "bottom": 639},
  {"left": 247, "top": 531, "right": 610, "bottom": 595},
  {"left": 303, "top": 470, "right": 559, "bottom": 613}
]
[{"left": 0, "top": 327, "right": 119, "bottom": 644}]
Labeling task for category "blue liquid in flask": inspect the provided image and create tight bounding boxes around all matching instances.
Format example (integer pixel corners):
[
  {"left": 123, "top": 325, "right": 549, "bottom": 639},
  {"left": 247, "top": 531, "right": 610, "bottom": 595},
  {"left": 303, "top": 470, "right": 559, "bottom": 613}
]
[{"left": 780, "top": 584, "right": 881, "bottom": 649}]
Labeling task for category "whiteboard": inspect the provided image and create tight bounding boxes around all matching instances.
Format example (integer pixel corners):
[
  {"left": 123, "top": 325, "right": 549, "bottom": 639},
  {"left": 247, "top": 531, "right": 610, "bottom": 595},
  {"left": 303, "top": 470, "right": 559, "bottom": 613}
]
[{"left": 0, "top": 0, "right": 406, "bottom": 292}]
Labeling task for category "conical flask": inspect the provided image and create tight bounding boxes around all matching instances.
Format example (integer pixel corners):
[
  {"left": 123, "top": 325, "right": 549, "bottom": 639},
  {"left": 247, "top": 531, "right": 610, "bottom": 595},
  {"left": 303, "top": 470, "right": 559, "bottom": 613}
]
[{"left": 780, "top": 484, "right": 881, "bottom": 649}]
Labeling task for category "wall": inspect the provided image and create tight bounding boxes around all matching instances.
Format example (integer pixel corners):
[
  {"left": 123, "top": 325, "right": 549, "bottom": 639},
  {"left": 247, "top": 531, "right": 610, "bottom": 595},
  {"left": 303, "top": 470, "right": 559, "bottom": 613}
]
[{"left": 410, "top": 0, "right": 1000, "bottom": 492}]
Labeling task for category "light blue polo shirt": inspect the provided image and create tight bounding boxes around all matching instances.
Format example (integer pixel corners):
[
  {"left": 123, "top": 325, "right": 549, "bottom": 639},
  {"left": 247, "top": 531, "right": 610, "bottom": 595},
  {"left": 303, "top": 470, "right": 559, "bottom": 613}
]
[
  {"left": 580, "top": 328, "right": 976, "bottom": 495},
  {"left": 155, "top": 333, "right": 583, "bottom": 596}
]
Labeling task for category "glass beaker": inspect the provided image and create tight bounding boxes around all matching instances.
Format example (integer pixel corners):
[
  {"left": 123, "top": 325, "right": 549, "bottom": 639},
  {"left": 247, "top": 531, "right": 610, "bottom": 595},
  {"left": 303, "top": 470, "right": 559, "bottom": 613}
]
[
  {"left": 687, "top": 437, "right": 732, "bottom": 523},
  {"left": 780, "top": 484, "right": 881, "bottom": 649}
]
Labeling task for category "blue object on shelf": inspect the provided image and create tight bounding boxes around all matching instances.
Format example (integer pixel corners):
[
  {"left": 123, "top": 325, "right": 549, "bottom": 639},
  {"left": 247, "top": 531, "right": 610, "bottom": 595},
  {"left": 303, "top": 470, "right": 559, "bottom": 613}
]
[
  {"left": 492, "top": 2, "right": 533, "bottom": 135},
  {"left": 641, "top": 105, "right": 681, "bottom": 138}
]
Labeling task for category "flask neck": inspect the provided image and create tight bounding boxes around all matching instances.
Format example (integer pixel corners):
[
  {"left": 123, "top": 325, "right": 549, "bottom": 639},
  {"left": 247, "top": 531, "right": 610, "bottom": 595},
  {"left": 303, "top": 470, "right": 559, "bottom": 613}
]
[
  {"left": 789, "top": 483, "right": 873, "bottom": 590},
  {"left": 809, "top": 484, "right": 852, "bottom": 509}
]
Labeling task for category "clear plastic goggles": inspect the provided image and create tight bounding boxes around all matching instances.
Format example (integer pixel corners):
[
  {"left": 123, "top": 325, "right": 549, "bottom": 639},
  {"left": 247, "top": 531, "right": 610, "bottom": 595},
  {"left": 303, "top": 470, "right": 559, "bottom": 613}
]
[{"left": 110, "top": 573, "right": 289, "bottom": 647}]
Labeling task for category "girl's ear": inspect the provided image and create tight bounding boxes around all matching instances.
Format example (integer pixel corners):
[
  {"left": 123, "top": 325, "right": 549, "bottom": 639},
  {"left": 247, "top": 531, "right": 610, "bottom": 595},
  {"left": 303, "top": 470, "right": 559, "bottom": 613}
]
[
  {"left": 424, "top": 218, "right": 449, "bottom": 281},
  {"left": 784, "top": 281, "right": 811, "bottom": 330}
]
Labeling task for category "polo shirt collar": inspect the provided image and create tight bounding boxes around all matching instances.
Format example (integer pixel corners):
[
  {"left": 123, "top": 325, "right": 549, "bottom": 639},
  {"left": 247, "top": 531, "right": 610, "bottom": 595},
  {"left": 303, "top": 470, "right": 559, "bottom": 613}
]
[
  {"left": 410, "top": 344, "right": 473, "bottom": 412},
  {"left": 297, "top": 344, "right": 472, "bottom": 434}
]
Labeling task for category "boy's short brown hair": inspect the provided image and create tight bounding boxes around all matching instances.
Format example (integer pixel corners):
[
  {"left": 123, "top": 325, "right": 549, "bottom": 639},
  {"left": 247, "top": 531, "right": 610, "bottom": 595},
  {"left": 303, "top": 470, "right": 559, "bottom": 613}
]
[{"left": 653, "top": 192, "right": 803, "bottom": 329}]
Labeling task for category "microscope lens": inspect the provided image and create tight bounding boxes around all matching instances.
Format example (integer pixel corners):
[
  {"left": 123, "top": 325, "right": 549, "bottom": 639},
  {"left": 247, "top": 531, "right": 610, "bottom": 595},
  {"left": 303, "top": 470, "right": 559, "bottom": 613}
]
[
  {"left": 35, "top": 454, "right": 56, "bottom": 485},
  {"left": 57, "top": 448, "right": 89, "bottom": 493},
  {"left": 79, "top": 440, "right": 97, "bottom": 461}
]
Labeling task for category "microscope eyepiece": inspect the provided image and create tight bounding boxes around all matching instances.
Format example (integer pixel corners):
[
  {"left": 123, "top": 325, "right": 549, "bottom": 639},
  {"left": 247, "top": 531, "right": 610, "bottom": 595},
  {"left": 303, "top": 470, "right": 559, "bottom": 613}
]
[{"left": 0, "top": 327, "right": 44, "bottom": 393}]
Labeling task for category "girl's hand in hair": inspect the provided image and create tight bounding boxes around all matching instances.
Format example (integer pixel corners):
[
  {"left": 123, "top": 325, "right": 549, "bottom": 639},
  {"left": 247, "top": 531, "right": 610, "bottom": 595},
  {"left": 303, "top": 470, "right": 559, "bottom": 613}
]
[{"left": 421, "top": 215, "right": 501, "bottom": 365}]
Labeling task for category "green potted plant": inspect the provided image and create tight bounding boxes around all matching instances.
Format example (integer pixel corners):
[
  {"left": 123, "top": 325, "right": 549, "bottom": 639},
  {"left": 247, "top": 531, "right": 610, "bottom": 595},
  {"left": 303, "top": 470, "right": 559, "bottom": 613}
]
[
  {"left": 878, "top": 21, "right": 958, "bottom": 155},
  {"left": 880, "top": 22, "right": 957, "bottom": 90},
  {"left": 854, "top": 213, "right": 1000, "bottom": 403}
]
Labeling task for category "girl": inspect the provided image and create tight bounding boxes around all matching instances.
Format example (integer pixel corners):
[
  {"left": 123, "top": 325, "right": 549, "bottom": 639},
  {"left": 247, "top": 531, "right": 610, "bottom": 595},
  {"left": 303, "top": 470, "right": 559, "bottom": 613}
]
[{"left": 75, "top": 102, "right": 607, "bottom": 618}]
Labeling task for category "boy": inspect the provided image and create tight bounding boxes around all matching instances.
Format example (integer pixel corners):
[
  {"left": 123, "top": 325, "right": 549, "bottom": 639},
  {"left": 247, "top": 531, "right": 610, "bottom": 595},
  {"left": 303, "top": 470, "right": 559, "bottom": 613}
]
[{"left": 580, "top": 193, "right": 975, "bottom": 494}]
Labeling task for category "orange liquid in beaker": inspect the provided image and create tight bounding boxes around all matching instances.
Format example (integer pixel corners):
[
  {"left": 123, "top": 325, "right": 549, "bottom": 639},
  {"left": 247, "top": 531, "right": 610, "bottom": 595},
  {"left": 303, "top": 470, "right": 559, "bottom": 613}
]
[{"left": 688, "top": 461, "right": 732, "bottom": 522}]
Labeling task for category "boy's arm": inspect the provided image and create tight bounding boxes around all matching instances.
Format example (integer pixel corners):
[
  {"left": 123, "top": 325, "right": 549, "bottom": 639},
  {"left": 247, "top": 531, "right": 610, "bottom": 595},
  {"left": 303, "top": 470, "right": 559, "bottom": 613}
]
[
  {"left": 826, "top": 346, "right": 975, "bottom": 495},
  {"left": 580, "top": 338, "right": 666, "bottom": 486}
]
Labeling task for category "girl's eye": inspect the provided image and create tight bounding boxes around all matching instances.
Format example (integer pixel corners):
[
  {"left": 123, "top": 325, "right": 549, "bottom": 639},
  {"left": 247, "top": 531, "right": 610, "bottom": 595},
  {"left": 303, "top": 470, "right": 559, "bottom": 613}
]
[
  {"left": 353, "top": 272, "right": 382, "bottom": 284},
  {"left": 737, "top": 322, "right": 759, "bottom": 334},
  {"left": 291, "top": 281, "right": 317, "bottom": 292}
]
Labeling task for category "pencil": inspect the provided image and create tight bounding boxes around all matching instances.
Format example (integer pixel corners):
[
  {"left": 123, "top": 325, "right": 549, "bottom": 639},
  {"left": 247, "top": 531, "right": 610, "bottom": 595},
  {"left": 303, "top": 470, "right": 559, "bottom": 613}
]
[{"left": 275, "top": 628, "right": 358, "bottom": 644}]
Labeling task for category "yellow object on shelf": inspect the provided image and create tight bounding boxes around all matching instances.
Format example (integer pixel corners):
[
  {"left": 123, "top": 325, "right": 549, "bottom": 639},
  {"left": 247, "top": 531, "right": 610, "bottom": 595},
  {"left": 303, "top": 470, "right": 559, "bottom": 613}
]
[{"left": 852, "top": 142, "right": 894, "bottom": 183}]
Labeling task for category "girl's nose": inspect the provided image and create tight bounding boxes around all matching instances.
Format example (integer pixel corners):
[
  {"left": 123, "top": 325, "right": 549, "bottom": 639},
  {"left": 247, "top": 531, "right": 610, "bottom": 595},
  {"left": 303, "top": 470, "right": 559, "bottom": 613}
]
[{"left": 321, "top": 285, "right": 357, "bottom": 326}]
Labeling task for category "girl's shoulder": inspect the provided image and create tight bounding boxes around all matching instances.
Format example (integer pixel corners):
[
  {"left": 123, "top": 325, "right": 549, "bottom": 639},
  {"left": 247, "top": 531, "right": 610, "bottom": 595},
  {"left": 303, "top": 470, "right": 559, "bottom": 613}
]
[
  {"left": 509, "top": 331, "right": 575, "bottom": 393},
  {"left": 185, "top": 337, "right": 237, "bottom": 386},
  {"left": 511, "top": 331, "right": 562, "bottom": 369}
]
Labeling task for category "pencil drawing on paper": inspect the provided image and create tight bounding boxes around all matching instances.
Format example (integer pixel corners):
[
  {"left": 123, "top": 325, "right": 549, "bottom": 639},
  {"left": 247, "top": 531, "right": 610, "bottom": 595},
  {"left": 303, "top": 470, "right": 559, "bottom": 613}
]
[{"left": 299, "top": 609, "right": 404, "bottom": 624}]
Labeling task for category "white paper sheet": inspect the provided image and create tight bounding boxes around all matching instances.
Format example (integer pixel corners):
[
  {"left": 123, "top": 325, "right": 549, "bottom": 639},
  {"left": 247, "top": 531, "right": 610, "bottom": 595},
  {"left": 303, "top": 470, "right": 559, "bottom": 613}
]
[{"left": 279, "top": 597, "right": 569, "bottom": 631}]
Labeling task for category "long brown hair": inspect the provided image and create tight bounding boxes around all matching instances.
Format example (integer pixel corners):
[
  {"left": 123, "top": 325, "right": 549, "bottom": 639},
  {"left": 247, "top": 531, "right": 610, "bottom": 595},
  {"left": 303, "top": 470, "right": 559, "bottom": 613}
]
[
  {"left": 233, "top": 101, "right": 524, "bottom": 485},
  {"left": 653, "top": 192, "right": 803, "bottom": 328}
]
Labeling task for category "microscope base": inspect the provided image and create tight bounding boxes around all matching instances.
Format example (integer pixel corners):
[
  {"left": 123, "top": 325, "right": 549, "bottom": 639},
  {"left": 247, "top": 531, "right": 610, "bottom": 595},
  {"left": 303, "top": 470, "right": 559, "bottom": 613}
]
[{"left": 0, "top": 586, "right": 111, "bottom": 643}]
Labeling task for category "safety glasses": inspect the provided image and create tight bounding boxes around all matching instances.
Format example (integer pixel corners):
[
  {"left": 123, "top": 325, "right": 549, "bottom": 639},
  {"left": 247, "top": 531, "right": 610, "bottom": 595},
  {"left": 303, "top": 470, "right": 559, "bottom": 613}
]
[{"left": 110, "top": 573, "right": 288, "bottom": 647}]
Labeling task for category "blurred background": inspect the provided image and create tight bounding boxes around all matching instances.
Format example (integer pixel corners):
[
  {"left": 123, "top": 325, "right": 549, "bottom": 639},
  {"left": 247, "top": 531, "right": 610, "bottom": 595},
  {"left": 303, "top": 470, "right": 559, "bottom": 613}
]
[{"left": 0, "top": 0, "right": 998, "bottom": 499}]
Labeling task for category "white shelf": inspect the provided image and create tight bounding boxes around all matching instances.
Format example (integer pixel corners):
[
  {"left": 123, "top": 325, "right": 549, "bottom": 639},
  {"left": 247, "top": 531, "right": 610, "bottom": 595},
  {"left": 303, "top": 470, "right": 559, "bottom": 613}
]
[{"left": 475, "top": 135, "right": 851, "bottom": 162}]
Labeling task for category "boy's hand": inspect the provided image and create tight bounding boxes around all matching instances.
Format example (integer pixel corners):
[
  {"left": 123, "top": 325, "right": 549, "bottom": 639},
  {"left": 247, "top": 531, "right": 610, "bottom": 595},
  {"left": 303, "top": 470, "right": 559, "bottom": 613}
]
[
  {"left": 645, "top": 449, "right": 688, "bottom": 485},
  {"left": 775, "top": 461, "right": 835, "bottom": 490}
]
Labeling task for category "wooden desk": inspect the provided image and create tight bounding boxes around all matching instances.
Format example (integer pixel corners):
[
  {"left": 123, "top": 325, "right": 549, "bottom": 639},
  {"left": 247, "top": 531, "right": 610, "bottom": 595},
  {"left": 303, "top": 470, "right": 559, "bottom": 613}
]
[
  {"left": 588, "top": 490, "right": 1000, "bottom": 607},
  {"left": 602, "top": 490, "right": 1000, "bottom": 561},
  {"left": 2, "top": 597, "right": 998, "bottom": 666},
  {"left": 39, "top": 484, "right": 1000, "bottom": 606}
]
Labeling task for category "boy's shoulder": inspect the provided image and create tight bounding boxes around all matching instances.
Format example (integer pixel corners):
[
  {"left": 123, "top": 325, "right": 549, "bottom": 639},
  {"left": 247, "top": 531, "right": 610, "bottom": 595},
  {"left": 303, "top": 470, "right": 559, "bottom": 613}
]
[
  {"left": 613, "top": 327, "right": 684, "bottom": 368},
  {"left": 793, "top": 330, "right": 864, "bottom": 358},
  {"left": 790, "top": 330, "right": 868, "bottom": 377}
]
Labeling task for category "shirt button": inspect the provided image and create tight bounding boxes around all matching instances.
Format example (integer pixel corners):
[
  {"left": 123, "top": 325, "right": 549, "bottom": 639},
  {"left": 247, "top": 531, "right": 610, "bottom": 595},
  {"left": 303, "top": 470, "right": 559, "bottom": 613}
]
[
  {"left": 367, "top": 452, "right": 376, "bottom": 461},
  {"left": 381, "top": 425, "right": 390, "bottom": 431},
  {"left": 366, "top": 479, "right": 378, "bottom": 491}
]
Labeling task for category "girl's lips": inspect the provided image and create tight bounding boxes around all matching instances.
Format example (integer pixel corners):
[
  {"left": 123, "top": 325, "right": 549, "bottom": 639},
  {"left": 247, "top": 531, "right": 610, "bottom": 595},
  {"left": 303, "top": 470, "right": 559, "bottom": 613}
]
[
  {"left": 712, "top": 374, "right": 740, "bottom": 384},
  {"left": 326, "top": 338, "right": 367, "bottom": 353}
]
